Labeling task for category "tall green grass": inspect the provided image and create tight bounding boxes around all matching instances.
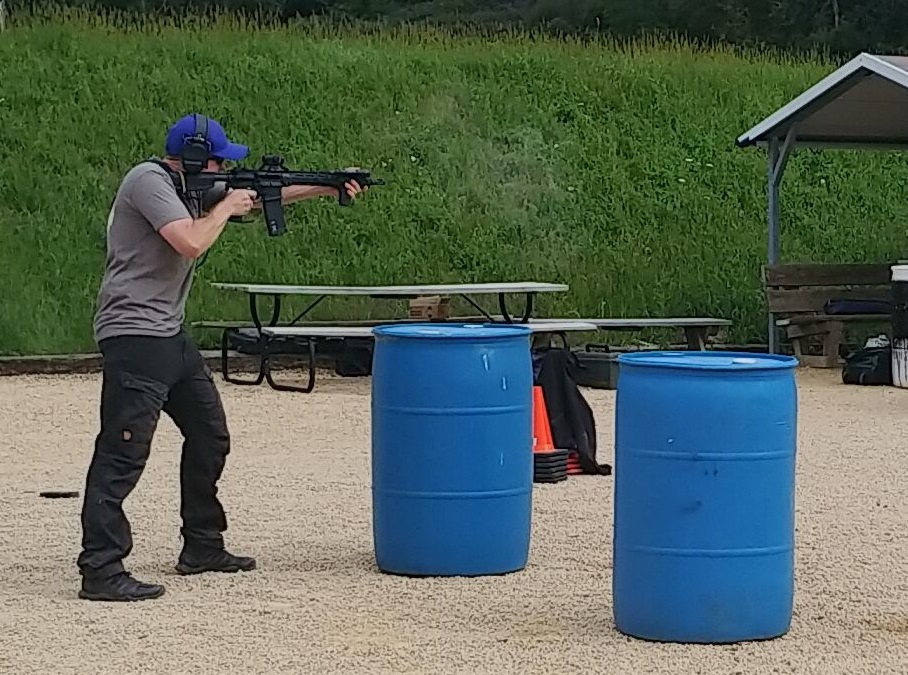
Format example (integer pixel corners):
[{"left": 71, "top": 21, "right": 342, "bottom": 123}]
[{"left": 2, "top": 8, "right": 907, "bottom": 354}]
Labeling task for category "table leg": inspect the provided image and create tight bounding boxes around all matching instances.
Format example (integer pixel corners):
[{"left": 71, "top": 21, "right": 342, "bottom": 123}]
[
  {"left": 262, "top": 336, "right": 317, "bottom": 393},
  {"left": 497, "top": 292, "right": 535, "bottom": 323},
  {"left": 259, "top": 294, "right": 323, "bottom": 393},
  {"left": 455, "top": 292, "right": 537, "bottom": 323},
  {"left": 683, "top": 326, "right": 709, "bottom": 350},
  {"left": 288, "top": 295, "right": 326, "bottom": 325},
  {"left": 532, "top": 330, "right": 570, "bottom": 351},
  {"left": 219, "top": 293, "right": 281, "bottom": 386},
  {"left": 457, "top": 294, "right": 496, "bottom": 322}
]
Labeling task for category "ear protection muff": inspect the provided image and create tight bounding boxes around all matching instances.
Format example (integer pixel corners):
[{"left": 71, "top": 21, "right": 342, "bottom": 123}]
[{"left": 180, "top": 113, "right": 211, "bottom": 174}]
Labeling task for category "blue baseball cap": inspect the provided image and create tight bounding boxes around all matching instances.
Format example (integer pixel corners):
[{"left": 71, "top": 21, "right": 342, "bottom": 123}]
[{"left": 164, "top": 113, "right": 249, "bottom": 161}]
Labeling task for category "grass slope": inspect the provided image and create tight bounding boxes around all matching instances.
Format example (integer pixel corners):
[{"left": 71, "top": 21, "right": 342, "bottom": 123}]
[{"left": 1, "top": 9, "right": 907, "bottom": 354}]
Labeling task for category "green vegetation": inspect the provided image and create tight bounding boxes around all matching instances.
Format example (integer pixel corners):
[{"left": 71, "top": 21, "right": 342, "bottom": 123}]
[
  {"left": 10, "top": 0, "right": 908, "bottom": 57},
  {"left": 2, "top": 8, "right": 908, "bottom": 355}
]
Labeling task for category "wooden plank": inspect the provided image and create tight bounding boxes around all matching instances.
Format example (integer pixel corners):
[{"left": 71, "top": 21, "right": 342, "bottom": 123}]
[
  {"left": 779, "top": 313, "right": 887, "bottom": 367},
  {"left": 798, "top": 353, "right": 842, "bottom": 368},
  {"left": 211, "top": 281, "right": 570, "bottom": 296},
  {"left": 764, "top": 262, "right": 892, "bottom": 287},
  {"left": 766, "top": 285, "right": 890, "bottom": 313},
  {"left": 785, "top": 313, "right": 890, "bottom": 326},
  {"left": 784, "top": 321, "right": 834, "bottom": 340}
]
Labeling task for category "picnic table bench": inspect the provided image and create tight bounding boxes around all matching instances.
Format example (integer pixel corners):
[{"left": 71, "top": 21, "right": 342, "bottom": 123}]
[
  {"left": 763, "top": 262, "right": 892, "bottom": 367},
  {"left": 257, "top": 321, "right": 599, "bottom": 393},
  {"left": 528, "top": 317, "right": 732, "bottom": 350},
  {"left": 193, "top": 281, "right": 572, "bottom": 393}
]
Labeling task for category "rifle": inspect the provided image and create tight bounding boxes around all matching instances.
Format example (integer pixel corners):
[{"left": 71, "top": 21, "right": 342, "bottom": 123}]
[{"left": 174, "top": 154, "right": 385, "bottom": 237}]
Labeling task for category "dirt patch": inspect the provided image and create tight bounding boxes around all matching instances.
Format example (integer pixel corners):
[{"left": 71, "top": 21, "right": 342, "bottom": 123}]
[{"left": 1, "top": 367, "right": 907, "bottom": 674}]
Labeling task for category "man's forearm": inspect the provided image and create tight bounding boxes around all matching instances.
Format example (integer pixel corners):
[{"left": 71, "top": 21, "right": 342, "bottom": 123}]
[
  {"left": 188, "top": 200, "right": 235, "bottom": 257},
  {"left": 281, "top": 185, "right": 335, "bottom": 204},
  {"left": 246, "top": 185, "right": 337, "bottom": 215}
]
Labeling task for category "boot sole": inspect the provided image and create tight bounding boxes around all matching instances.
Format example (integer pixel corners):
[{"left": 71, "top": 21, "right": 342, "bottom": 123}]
[
  {"left": 174, "top": 560, "right": 256, "bottom": 576},
  {"left": 78, "top": 587, "right": 165, "bottom": 602}
]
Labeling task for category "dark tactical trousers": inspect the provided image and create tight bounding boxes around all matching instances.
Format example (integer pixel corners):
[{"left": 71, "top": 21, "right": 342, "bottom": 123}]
[{"left": 77, "top": 329, "right": 231, "bottom": 580}]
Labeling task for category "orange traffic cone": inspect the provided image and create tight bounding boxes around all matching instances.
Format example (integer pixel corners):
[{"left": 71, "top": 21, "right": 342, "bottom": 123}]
[
  {"left": 532, "top": 386, "right": 554, "bottom": 453},
  {"left": 532, "top": 386, "right": 568, "bottom": 484},
  {"left": 567, "top": 451, "right": 584, "bottom": 475}
]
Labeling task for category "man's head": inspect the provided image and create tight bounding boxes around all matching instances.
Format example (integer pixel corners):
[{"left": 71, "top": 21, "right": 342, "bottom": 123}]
[{"left": 164, "top": 113, "right": 249, "bottom": 173}]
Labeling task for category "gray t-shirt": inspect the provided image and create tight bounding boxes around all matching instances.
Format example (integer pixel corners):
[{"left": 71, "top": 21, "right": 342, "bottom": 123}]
[{"left": 93, "top": 161, "right": 225, "bottom": 343}]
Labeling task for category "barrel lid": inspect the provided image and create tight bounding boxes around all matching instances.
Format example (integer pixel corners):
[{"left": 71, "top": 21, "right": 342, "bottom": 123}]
[
  {"left": 616, "top": 351, "right": 799, "bottom": 370},
  {"left": 372, "top": 323, "right": 532, "bottom": 339}
]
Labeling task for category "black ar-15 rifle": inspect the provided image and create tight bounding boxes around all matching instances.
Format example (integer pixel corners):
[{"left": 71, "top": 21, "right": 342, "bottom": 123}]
[{"left": 173, "top": 154, "right": 385, "bottom": 237}]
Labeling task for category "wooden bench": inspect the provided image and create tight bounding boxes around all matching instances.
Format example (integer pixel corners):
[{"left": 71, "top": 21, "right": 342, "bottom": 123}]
[
  {"left": 526, "top": 317, "right": 732, "bottom": 350},
  {"left": 763, "top": 262, "right": 893, "bottom": 367}
]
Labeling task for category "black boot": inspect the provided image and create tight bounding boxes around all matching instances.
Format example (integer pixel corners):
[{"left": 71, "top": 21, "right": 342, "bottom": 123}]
[
  {"left": 79, "top": 572, "right": 165, "bottom": 602},
  {"left": 175, "top": 548, "right": 256, "bottom": 575}
]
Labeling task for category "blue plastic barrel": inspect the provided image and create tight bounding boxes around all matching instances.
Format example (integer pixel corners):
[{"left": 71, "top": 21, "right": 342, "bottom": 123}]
[
  {"left": 371, "top": 322, "right": 534, "bottom": 576},
  {"left": 612, "top": 351, "right": 799, "bottom": 643}
]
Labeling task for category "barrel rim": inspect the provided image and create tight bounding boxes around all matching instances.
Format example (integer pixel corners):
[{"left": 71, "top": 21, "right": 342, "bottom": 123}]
[
  {"left": 372, "top": 323, "right": 533, "bottom": 339},
  {"left": 616, "top": 350, "right": 799, "bottom": 370}
]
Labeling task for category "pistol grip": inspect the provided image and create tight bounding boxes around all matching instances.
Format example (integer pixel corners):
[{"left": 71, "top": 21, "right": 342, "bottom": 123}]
[{"left": 338, "top": 186, "right": 352, "bottom": 206}]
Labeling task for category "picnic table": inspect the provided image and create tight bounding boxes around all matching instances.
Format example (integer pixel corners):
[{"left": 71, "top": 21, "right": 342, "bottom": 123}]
[
  {"left": 209, "top": 281, "right": 570, "bottom": 327},
  {"left": 194, "top": 281, "right": 573, "bottom": 392}
]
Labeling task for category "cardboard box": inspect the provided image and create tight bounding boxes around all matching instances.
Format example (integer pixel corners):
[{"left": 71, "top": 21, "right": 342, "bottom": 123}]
[{"left": 408, "top": 296, "right": 451, "bottom": 321}]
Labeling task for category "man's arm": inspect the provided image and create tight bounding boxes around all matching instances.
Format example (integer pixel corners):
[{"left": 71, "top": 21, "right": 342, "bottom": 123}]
[
  {"left": 129, "top": 168, "right": 254, "bottom": 259},
  {"left": 280, "top": 185, "right": 335, "bottom": 204},
  {"left": 254, "top": 180, "right": 363, "bottom": 209},
  {"left": 242, "top": 185, "right": 348, "bottom": 212},
  {"left": 233, "top": 165, "right": 368, "bottom": 211},
  {"left": 158, "top": 198, "right": 242, "bottom": 260}
]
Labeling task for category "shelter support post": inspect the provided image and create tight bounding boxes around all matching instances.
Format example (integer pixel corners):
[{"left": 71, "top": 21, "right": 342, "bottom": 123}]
[{"left": 766, "top": 127, "right": 796, "bottom": 353}]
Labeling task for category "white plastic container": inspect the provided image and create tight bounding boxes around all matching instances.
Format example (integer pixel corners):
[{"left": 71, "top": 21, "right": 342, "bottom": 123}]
[{"left": 890, "top": 265, "right": 908, "bottom": 388}]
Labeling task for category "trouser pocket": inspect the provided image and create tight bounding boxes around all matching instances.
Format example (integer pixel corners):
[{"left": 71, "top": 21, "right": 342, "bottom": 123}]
[
  {"left": 91, "top": 367, "right": 172, "bottom": 491},
  {"left": 105, "top": 370, "right": 171, "bottom": 446},
  {"left": 79, "top": 369, "right": 172, "bottom": 577}
]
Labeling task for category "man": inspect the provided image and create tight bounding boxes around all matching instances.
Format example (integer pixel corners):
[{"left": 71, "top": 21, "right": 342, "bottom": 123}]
[{"left": 77, "top": 113, "right": 364, "bottom": 602}]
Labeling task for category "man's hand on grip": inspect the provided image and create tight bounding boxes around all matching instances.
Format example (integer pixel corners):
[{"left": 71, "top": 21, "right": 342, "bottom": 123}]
[{"left": 224, "top": 189, "right": 258, "bottom": 216}]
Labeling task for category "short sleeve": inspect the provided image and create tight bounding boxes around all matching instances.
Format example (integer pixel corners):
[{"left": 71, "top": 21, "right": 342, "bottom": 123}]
[{"left": 128, "top": 166, "right": 193, "bottom": 232}]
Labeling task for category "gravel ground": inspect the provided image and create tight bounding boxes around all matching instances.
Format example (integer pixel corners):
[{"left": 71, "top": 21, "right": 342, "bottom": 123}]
[{"left": 1, "top": 366, "right": 908, "bottom": 674}]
